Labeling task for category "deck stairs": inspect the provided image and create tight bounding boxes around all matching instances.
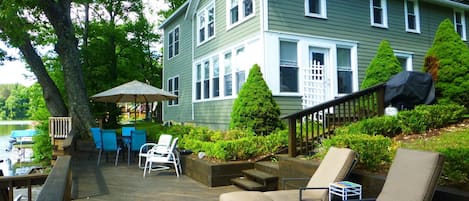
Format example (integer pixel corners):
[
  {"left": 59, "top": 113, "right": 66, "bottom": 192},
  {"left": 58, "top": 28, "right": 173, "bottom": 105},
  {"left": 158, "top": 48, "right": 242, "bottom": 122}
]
[{"left": 231, "top": 161, "right": 279, "bottom": 191}]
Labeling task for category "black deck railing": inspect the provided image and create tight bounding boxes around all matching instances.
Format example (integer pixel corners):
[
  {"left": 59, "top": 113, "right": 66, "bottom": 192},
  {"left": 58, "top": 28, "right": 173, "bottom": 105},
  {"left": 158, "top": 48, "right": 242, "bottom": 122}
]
[{"left": 282, "top": 84, "right": 386, "bottom": 157}]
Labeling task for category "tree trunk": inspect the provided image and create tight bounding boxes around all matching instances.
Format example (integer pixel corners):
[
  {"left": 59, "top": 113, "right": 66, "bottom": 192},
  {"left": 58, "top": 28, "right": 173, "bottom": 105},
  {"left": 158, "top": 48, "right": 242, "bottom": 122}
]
[
  {"left": 39, "top": 0, "right": 94, "bottom": 134},
  {"left": 17, "top": 35, "right": 68, "bottom": 117}
]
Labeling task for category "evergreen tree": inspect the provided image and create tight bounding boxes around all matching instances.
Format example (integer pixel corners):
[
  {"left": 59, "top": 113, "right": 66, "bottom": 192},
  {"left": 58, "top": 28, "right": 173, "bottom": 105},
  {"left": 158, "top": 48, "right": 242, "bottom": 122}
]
[
  {"left": 361, "top": 40, "right": 402, "bottom": 89},
  {"left": 230, "top": 64, "right": 284, "bottom": 135},
  {"left": 424, "top": 19, "right": 469, "bottom": 107}
]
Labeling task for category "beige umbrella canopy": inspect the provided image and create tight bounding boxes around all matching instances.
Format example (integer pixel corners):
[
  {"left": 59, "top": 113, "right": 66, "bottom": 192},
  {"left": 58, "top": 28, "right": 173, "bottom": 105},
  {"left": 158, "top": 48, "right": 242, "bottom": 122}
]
[
  {"left": 90, "top": 80, "right": 177, "bottom": 125},
  {"left": 90, "top": 80, "right": 177, "bottom": 103}
]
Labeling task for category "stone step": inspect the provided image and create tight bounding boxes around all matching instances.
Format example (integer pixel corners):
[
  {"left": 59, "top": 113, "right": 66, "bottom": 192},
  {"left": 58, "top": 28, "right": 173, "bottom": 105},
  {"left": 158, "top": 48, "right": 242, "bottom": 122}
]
[
  {"left": 231, "top": 177, "right": 266, "bottom": 191},
  {"left": 255, "top": 161, "right": 279, "bottom": 175}
]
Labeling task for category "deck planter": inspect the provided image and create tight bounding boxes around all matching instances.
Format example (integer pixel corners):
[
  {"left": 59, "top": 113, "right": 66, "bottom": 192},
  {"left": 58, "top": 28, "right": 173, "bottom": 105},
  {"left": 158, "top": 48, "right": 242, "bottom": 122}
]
[{"left": 181, "top": 155, "right": 254, "bottom": 187}]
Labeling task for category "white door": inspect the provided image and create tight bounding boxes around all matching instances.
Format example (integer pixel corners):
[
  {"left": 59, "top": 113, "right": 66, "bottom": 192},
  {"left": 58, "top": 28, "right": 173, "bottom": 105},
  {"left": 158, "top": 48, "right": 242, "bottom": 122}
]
[{"left": 302, "top": 48, "right": 331, "bottom": 109}]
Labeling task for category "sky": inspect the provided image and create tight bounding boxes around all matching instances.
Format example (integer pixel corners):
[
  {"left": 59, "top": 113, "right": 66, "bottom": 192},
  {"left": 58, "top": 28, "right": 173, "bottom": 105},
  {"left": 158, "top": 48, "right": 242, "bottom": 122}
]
[{"left": 0, "top": 0, "right": 168, "bottom": 87}]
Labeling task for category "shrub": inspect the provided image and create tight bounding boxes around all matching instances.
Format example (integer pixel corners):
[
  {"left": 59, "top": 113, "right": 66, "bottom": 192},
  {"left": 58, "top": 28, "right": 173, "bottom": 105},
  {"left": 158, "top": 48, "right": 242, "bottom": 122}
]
[
  {"left": 424, "top": 19, "right": 469, "bottom": 108},
  {"left": 361, "top": 40, "right": 402, "bottom": 89},
  {"left": 352, "top": 116, "right": 401, "bottom": 137},
  {"left": 230, "top": 64, "right": 284, "bottom": 135},
  {"left": 181, "top": 128, "right": 288, "bottom": 161},
  {"left": 398, "top": 104, "right": 465, "bottom": 134},
  {"left": 321, "top": 133, "right": 394, "bottom": 171},
  {"left": 33, "top": 122, "right": 53, "bottom": 165}
]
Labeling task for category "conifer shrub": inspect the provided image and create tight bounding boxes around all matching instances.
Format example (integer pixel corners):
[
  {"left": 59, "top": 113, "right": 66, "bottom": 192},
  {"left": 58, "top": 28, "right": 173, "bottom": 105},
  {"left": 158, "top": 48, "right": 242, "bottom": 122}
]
[
  {"left": 230, "top": 64, "right": 284, "bottom": 135},
  {"left": 423, "top": 19, "right": 469, "bottom": 108},
  {"left": 361, "top": 40, "right": 402, "bottom": 89}
]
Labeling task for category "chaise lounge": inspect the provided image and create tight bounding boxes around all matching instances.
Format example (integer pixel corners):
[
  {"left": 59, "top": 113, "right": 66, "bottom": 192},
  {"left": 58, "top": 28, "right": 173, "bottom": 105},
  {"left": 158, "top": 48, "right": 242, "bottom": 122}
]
[{"left": 220, "top": 146, "right": 358, "bottom": 201}]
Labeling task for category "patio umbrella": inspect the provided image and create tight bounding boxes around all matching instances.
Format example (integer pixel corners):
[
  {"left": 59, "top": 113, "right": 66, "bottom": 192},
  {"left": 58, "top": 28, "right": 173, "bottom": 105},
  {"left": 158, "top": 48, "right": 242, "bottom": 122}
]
[{"left": 90, "top": 80, "right": 177, "bottom": 124}]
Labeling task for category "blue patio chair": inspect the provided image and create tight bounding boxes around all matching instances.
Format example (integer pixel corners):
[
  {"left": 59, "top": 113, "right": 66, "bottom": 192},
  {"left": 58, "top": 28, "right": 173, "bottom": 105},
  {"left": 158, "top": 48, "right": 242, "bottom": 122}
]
[
  {"left": 90, "top": 127, "right": 102, "bottom": 166},
  {"left": 100, "top": 130, "right": 121, "bottom": 166},
  {"left": 129, "top": 130, "right": 147, "bottom": 165},
  {"left": 121, "top": 126, "right": 135, "bottom": 147}
]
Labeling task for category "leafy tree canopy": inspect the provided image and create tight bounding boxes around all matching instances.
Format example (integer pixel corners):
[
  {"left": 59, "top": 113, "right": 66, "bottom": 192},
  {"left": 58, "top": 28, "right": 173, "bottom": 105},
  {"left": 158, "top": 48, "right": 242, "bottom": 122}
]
[{"left": 361, "top": 40, "right": 402, "bottom": 89}]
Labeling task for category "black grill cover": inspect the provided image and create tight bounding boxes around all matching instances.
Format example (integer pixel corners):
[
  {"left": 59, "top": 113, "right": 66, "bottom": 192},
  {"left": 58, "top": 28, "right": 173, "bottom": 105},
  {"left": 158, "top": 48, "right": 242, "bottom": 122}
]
[{"left": 385, "top": 71, "right": 436, "bottom": 110}]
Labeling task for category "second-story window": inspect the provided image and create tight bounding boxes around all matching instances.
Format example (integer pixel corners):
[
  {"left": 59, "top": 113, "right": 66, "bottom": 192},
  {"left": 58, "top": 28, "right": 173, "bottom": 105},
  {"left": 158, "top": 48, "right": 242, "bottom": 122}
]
[
  {"left": 370, "top": 0, "right": 388, "bottom": 28},
  {"left": 304, "top": 0, "right": 327, "bottom": 18},
  {"left": 168, "top": 27, "right": 179, "bottom": 59},
  {"left": 198, "top": 3, "right": 215, "bottom": 45},
  {"left": 405, "top": 0, "right": 420, "bottom": 33},
  {"left": 227, "top": 0, "right": 255, "bottom": 28},
  {"left": 454, "top": 9, "right": 467, "bottom": 40}
]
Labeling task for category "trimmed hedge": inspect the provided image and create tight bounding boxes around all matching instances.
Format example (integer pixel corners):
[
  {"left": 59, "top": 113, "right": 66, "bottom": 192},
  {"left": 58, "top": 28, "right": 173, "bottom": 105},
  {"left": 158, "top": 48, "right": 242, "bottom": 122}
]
[{"left": 321, "top": 133, "right": 394, "bottom": 171}]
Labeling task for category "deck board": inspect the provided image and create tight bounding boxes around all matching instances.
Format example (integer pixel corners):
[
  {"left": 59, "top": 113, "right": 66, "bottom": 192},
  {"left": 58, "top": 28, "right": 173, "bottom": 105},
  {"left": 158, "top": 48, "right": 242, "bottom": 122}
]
[{"left": 71, "top": 151, "right": 241, "bottom": 201}]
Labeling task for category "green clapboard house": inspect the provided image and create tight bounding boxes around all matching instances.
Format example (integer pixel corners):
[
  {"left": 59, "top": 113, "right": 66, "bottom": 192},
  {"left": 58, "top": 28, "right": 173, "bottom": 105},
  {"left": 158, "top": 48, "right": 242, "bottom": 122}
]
[{"left": 159, "top": 0, "right": 469, "bottom": 130}]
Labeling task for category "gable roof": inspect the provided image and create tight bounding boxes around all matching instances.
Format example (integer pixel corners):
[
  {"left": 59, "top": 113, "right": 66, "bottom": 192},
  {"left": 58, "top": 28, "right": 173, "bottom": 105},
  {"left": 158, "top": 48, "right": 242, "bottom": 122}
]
[{"left": 158, "top": 0, "right": 469, "bottom": 29}]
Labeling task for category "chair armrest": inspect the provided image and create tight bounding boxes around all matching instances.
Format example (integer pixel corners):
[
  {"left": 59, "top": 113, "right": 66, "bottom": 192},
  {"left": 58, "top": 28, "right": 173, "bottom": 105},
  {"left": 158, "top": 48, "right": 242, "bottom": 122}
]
[
  {"left": 298, "top": 187, "right": 328, "bottom": 200},
  {"left": 281, "top": 177, "right": 310, "bottom": 189}
]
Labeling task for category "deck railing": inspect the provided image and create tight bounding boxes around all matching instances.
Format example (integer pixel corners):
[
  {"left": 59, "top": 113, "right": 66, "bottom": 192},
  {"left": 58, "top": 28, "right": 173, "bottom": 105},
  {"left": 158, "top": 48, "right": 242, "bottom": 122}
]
[
  {"left": 49, "top": 117, "right": 72, "bottom": 139},
  {"left": 36, "top": 156, "right": 72, "bottom": 201},
  {"left": 0, "top": 173, "right": 48, "bottom": 201},
  {"left": 282, "top": 84, "right": 386, "bottom": 157}
]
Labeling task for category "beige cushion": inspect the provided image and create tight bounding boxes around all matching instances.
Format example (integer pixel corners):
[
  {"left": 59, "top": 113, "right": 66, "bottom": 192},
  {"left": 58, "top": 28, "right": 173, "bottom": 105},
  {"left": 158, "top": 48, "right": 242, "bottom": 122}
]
[
  {"left": 220, "top": 191, "right": 271, "bottom": 201},
  {"left": 219, "top": 147, "right": 357, "bottom": 201},
  {"left": 302, "top": 147, "right": 356, "bottom": 201},
  {"left": 377, "top": 148, "right": 444, "bottom": 201}
]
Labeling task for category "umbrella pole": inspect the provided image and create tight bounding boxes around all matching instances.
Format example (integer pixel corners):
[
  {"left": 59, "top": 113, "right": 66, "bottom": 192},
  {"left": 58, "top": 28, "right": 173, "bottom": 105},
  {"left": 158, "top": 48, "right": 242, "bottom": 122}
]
[{"left": 134, "top": 95, "right": 137, "bottom": 128}]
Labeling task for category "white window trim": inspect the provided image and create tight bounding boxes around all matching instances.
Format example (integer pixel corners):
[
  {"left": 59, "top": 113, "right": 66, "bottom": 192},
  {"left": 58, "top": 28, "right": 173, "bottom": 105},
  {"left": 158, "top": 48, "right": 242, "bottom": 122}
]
[
  {"left": 454, "top": 9, "right": 467, "bottom": 41},
  {"left": 404, "top": 0, "right": 420, "bottom": 33},
  {"left": 168, "top": 26, "right": 180, "bottom": 59},
  {"left": 197, "top": 2, "right": 216, "bottom": 46},
  {"left": 394, "top": 50, "right": 414, "bottom": 71},
  {"left": 226, "top": 0, "right": 256, "bottom": 30},
  {"left": 304, "top": 0, "right": 327, "bottom": 19},
  {"left": 370, "top": 0, "right": 388, "bottom": 28},
  {"left": 167, "top": 76, "right": 179, "bottom": 106}
]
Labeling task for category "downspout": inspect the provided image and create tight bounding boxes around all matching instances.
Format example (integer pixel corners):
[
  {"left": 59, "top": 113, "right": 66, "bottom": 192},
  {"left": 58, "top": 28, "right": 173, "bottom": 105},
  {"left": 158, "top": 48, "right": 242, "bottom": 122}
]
[{"left": 191, "top": 12, "right": 195, "bottom": 122}]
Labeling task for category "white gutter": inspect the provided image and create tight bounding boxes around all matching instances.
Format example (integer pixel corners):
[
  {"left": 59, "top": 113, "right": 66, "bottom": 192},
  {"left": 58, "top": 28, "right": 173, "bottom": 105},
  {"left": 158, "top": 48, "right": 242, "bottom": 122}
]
[{"left": 424, "top": 0, "right": 469, "bottom": 9}]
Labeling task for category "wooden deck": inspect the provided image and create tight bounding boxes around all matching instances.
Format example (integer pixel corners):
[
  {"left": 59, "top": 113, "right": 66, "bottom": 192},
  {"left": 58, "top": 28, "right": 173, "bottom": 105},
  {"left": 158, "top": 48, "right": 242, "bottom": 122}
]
[{"left": 71, "top": 151, "right": 241, "bottom": 201}]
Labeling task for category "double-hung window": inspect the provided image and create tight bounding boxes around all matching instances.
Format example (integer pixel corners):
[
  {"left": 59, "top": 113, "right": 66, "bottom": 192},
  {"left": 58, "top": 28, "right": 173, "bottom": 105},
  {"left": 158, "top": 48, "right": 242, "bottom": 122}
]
[
  {"left": 235, "top": 48, "right": 246, "bottom": 94},
  {"left": 280, "top": 41, "right": 299, "bottom": 93},
  {"left": 370, "top": 0, "right": 388, "bottom": 28},
  {"left": 168, "top": 27, "right": 179, "bottom": 59},
  {"left": 405, "top": 0, "right": 420, "bottom": 33},
  {"left": 336, "top": 48, "right": 352, "bottom": 94},
  {"left": 198, "top": 3, "right": 215, "bottom": 45},
  {"left": 167, "top": 76, "right": 179, "bottom": 105},
  {"left": 203, "top": 61, "right": 210, "bottom": 99},
  {"left": 227, "top": 0, "right": 255, "bottom": 28},
  {"left": 196, "top": 64, "right": 202, "bottom": 100},
  {"left": 224, "top": 52, "right": 233, "bottom": 96},
  {"left": 304, "top": 0, "right": 327, "bottom": 18},
  {"left": 454, "top": 9, "right": 467, "bottom": 40},
  {"left": 212, "top": 57, "right": 220, "bottom": 98}
]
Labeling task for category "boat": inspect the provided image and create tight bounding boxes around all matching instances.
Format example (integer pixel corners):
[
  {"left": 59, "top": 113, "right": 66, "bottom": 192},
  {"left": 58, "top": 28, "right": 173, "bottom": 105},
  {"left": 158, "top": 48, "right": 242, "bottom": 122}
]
[{"left": 9, "top": 129, "right": 38, "bottom": 145}]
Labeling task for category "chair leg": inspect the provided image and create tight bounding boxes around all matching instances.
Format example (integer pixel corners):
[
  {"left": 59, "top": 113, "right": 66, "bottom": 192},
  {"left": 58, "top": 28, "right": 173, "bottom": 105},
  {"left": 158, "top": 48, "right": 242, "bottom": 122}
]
[
  {"left": 114, "top": 149, "right": 120, "bottom": 166},
  {"left": 143, "top": 160, "right": 148, "bottom": 177},
  {"left": 173, "top": 161, "right": 179, "bottom": 177},
  {"left": 128, "top": 149, "right": 131, "bottom": 166},
  {"left": 138, "top": 156, "right": 142, "bottom": 168},
  {"left": 97, "top": 150, "right": 102, "bottom": 166}
]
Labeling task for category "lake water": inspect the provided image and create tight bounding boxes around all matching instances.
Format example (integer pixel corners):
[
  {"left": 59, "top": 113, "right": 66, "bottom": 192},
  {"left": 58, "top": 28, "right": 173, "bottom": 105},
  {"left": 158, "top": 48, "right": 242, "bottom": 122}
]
[{"left": 0, "top": 121, "right": 35, "bottom": 176}]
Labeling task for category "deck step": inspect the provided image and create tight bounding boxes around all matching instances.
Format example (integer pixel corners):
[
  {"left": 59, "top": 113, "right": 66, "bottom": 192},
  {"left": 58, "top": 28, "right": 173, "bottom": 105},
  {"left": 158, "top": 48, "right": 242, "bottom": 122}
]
[
  {"left": 242, "top": 169, "right": 278, "bottom": 182},
  {"left": 231, "top": 177, "right": 265, "bottom": 191}
]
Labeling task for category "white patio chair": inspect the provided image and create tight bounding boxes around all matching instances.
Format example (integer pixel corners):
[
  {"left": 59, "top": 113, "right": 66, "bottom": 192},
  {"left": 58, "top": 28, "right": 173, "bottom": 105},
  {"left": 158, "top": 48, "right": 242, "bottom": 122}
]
[
  {"left": 143, "top": 137, "right": 181, "bottom": 178},
  {"left": 138, "top": 134, "right": 172, "bottom": 168}
]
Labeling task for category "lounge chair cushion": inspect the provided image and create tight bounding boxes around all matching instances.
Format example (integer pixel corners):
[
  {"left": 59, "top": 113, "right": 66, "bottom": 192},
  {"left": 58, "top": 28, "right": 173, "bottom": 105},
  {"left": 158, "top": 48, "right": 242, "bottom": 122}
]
[
  {"left": 220, "top": 191, "right": 271, "bottom": 201},
  {"left": 302, "top": 147, "right": 356, "bottom": 200},
  {"left": 264, "top": 189, "right": 324, "bottom": 201},
  {"left": 376, "top": 148, "right": 444, "bottom": 201}
]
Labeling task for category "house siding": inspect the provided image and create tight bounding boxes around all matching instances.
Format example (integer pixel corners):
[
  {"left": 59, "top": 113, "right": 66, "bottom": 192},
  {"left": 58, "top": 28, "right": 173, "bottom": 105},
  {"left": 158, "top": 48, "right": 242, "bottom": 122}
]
[
  {"left": 267, "top": 0, "right": 469, "bottom": 83},
  {"left": 193, "top": 0, "right": 261, "bottom": 58},
  {"left": 163, "top": 9, "right": 194, "bottom": 123}
]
